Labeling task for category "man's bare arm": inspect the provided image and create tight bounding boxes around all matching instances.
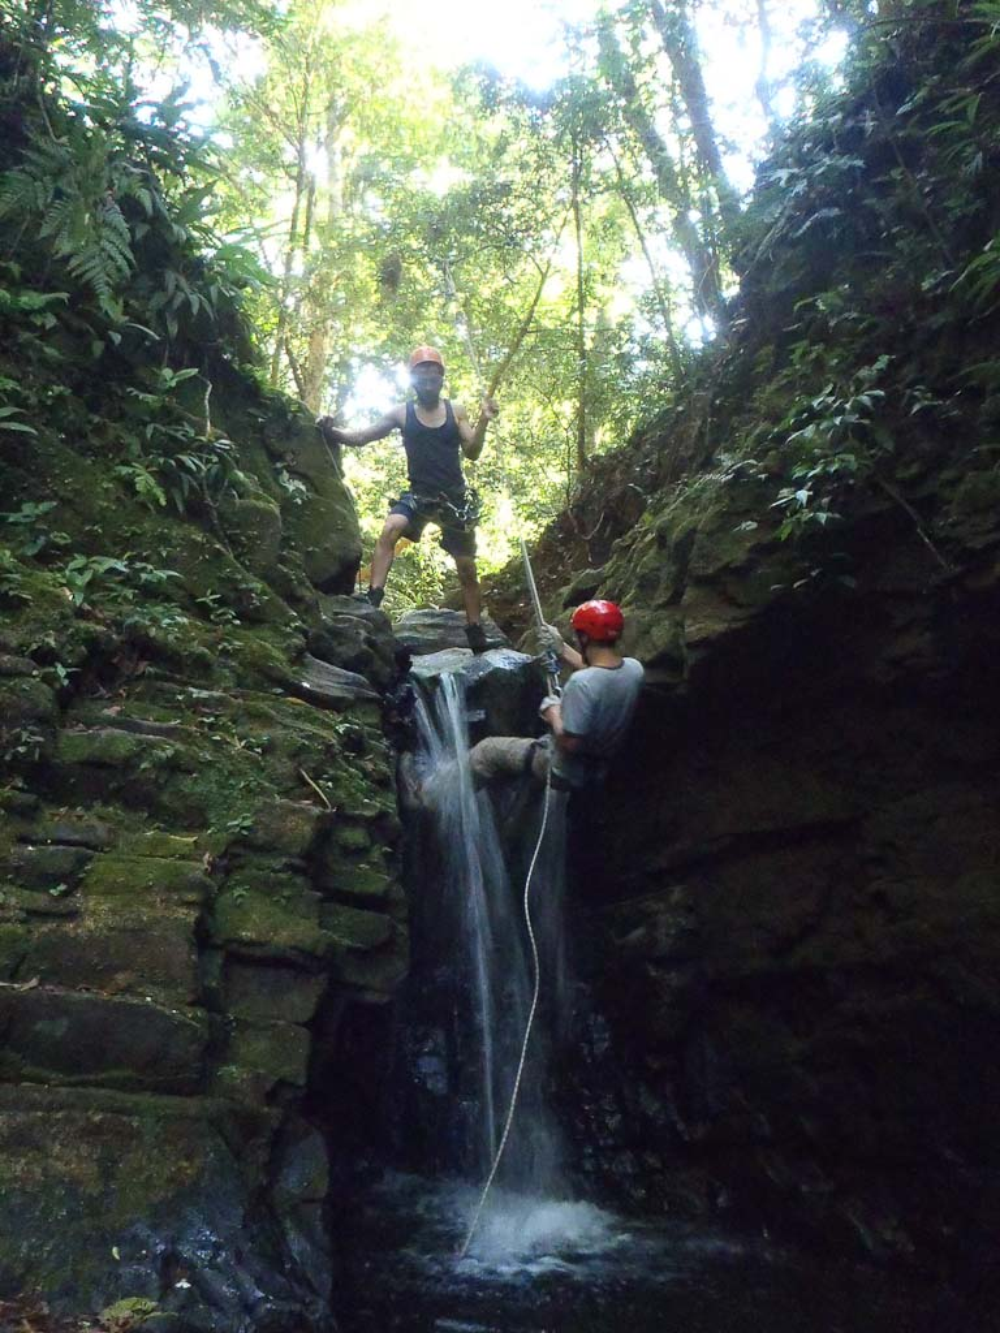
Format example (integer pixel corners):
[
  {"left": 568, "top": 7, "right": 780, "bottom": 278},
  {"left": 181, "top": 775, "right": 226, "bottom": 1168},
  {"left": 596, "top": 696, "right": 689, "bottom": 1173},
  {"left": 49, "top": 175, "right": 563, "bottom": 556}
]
[
  {"left": 539, "top": 700, "right": 584, "bottom": 753},
  {"left": 318, "top": 404, "right": 404, "bottom": 447},
  {"left": 454, "top": 397, "right": 499, "bottom": 461}
]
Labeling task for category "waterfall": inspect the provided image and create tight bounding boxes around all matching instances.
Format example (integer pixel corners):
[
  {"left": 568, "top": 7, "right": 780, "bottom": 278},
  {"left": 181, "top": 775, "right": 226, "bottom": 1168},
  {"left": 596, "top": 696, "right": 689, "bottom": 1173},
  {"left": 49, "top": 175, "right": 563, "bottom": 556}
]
[{"left": 409, "top": 668, "right": 568, "bottom": 1204}]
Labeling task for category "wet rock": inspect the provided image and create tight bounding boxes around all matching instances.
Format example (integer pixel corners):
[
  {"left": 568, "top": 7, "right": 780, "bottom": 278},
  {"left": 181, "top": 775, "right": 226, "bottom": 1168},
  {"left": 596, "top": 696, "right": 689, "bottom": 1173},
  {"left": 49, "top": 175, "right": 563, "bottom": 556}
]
[
  {"left": 314, "top": 854, "right": 394, "bottom": 905},
  {"left": 310, "top": 595, "right": 396, "bottom": 689},
  {"left": 319, "top": 901, "right": 393, "bottom": 950},
  {"left": 331, "top": 920, "right": 408, "bottom": 997},
  {"left": 409, "top": 644, "right": 546, "bottom": 739},
  {"left": 393, "top": 608, "right": 507, "bottom": 655},
  {"left": 0, "top": 1084, "right": 330, "bottom": 1331},
  {"left": 293, "top": 653, "right": 380, "bottom": 707}
]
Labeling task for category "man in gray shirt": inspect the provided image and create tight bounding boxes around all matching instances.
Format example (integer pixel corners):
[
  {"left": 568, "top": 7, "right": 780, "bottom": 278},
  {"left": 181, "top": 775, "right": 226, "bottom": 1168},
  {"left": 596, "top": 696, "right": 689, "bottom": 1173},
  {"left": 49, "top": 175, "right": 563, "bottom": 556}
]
[{"left": 468, "top": 600, "right": 644, "bottom": 791}]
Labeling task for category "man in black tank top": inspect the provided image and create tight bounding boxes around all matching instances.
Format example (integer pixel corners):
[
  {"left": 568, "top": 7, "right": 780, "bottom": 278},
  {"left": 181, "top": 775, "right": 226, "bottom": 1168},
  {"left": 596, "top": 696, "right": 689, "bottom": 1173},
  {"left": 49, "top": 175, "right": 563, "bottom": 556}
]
[{"left": 318, "top": 346, "right": 498, "bottom": 652}]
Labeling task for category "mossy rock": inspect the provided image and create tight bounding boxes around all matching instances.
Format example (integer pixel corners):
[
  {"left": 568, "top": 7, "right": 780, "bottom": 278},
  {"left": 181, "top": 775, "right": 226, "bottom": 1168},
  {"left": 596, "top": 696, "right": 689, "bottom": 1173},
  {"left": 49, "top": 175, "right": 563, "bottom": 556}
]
[
  {"left": 211, "top": 884, "right": 330, "bottom": 962},
  {"left": 26, "top": 816, "right": 117, "bottom": 849},
  {"left": 275, "top": 424, "right": 361, "bottom": 593},
  {"left": 0, "top": 1083, "right": 286, "bottom": 1317},
  {"left": 23, "top": 912, "right": 201, "bottom": 1004},
  {"left": 0, "top": 923, "right": 32, "bottom": 979},
  {"left": 218, "top": 492, "right": 283, "bottom": 579},
  {"left": 0, "top": 676, "right": 57, "bottom": 734},
  {"left": 58, "top": 728, "right": 182, "bottom": 770},
  {"left": 222, "top": 956, "right": 328, "bottom": 1022},
  {"left": 82, "top": 855, "right": 212, "bottom": 906},
  {"left": 6, "top": 843, "right": 94, "bottom": 890},
  {"left": 316, "top": 857, "right": 395, "bottom": 903},
  {"left": 211, "top": 1018, "right": 311, "bottom": 1102},
  {"left": 318, "top": 902, "right": 393, "bottom": 951},
  {"left": 244, "top": 799, "right": 329, "bottom": 858},
  {"left": 330, "top": 822, "right": 372, "bottom": 854},
  {"left": 19, "top": 855, "right": 210, "bottom": 1001},
  {"left": 118, "top": 831, "right": 201, "bottom": 859},
  {"left": 330, "top": 921, "right": 408, "bottom": 996},
  {"left": 0, "top": 987, "right": 208, "bottom": 1094}
]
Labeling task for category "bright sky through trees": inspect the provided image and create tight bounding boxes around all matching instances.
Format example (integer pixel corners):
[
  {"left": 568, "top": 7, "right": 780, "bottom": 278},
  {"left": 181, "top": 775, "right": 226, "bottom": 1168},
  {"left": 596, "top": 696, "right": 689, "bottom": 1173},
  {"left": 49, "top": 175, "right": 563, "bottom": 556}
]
[{"left": 105, "top": 0, "right": 851, "bottom": 597}]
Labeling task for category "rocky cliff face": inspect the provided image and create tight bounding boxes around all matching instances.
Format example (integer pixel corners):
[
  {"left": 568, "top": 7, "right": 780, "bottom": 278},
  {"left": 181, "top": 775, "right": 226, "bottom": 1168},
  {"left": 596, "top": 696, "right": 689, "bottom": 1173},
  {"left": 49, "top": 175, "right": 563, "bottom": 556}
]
[
  {"left": 544, "top": 485, "right": 1000, "bottom": 1281},
  {"left": 482, "top": 18, "right": 1000, "bottom": 1286},
  {"left": 0, "top": 376, "right": 408, "bottom": 1328}
]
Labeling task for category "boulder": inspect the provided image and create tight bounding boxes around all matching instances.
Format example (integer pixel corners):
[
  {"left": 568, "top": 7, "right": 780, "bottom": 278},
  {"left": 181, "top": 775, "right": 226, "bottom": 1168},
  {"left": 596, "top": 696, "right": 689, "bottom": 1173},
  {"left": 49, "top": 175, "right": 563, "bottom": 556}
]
[
  {"left": 292, "top": 654, "right": 380, "bottom": 707},
  {"left": 0, "top": 1085, "right": 329, "bottom": 1330},
  {"left": 392, "top": 608, "right": 507, "bottom": 656},
  {"left": 0, "top": 986, "right": 208, "bottom": 1093},
  {"left": 410, "top": 644, "right": 547, "bottom": 740},
  {"left": 310, "top": 595, "right": 396, "bottom": 689}
]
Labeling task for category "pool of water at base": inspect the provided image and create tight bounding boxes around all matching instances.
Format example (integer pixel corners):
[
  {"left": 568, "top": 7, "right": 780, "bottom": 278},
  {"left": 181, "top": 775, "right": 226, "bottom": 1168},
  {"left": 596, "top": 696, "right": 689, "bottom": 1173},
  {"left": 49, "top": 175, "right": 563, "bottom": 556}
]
[{"left": 337, "top": 1173, "right": 995, "bottom": 1333}]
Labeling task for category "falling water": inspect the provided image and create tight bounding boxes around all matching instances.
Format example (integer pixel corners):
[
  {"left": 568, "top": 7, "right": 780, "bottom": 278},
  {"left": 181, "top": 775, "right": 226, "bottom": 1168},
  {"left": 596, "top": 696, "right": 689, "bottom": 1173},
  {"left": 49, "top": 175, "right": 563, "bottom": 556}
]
[{"left": 410, "top": 667, "right": 568, "bottom": 1205}]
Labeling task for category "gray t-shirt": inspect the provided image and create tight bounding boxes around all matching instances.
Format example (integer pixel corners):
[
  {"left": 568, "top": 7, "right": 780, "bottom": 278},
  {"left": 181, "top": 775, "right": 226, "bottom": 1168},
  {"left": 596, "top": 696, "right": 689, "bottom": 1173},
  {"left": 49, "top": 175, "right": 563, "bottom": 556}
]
[{"left": 551, "top": 657, "right": 644, "bottom": 788}]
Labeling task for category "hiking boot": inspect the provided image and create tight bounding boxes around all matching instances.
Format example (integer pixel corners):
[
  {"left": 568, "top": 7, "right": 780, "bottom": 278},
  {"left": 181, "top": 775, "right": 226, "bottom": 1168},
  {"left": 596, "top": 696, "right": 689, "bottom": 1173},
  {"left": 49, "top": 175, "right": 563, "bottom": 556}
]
[
  {"left": 366, "top": 586, "right": 385, "bottom": 609},
  {"left": 465, "top": 622, "right": 489, "bottom": 654}
]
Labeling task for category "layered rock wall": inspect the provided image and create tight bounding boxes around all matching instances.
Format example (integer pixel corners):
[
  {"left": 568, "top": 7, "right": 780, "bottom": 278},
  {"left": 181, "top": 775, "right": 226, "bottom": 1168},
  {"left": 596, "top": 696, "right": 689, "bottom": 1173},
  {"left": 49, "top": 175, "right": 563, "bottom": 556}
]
[{"left": 0, "top": 386, "right": 405, "bottom": 1327}]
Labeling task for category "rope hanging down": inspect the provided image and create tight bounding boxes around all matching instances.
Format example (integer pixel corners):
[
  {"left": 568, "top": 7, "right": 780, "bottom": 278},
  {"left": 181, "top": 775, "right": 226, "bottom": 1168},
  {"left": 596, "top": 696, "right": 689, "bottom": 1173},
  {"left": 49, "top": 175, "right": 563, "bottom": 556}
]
[
  {"left": 458, "top": 763, "right": 554, "bottom": 1259},
  {"left": 444, "top": 231, "right": 568, "bottom": 1257}
]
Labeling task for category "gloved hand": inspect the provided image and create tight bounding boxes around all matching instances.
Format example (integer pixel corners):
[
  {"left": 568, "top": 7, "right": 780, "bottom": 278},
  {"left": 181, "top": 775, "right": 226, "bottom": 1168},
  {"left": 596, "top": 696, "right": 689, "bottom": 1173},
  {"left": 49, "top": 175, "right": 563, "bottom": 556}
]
[
  {"left": 538, "top": 623, "right": 564, "bottom": 654},
  {"left": 538, "top": 694, "right": 560, "bottom": 719}
]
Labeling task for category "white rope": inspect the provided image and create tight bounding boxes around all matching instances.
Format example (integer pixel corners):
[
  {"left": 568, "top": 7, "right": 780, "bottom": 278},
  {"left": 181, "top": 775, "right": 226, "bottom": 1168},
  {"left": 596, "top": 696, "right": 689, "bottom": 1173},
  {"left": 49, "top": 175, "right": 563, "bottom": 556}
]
[{"left": 457, "top": 766, "right": 553, "bottom": 1259}]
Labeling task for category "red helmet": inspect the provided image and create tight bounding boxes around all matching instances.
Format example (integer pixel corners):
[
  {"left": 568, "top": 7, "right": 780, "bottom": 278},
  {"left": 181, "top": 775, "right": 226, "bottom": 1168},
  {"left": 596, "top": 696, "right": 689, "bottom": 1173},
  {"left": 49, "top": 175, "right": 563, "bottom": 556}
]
[
  {"left": 409, "top": 345, "right": 445, "bottom": 371},
  {"left": 571, "top": 599, "right": 624, "bottom": 642}
]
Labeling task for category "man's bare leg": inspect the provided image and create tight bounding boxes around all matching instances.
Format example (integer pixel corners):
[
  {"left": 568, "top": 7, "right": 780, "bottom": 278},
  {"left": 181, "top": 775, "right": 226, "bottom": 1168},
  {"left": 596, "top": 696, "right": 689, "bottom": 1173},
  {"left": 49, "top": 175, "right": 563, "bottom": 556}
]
[
  {"left": 454, "top": 554, "right": 487, "bottom": 651},
  {"left": 369, "top": 513, "right": 412, "bottom": 597},
  {"left": 454, "top": 555, "right": 482, "bottom": 625}
]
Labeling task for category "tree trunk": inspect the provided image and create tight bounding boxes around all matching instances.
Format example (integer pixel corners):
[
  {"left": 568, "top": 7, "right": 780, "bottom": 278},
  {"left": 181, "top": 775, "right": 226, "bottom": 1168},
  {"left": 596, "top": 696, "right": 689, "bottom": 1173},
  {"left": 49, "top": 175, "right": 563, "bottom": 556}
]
[
  {"left": 268, "top": 57, "right": 315, "bottom": 391},
  {"left": 572, "top": 142, "right": 588, "bottom": 475},
  {"left": 597, "top": 20, "right": 727, "bottom": 333},
  {"left": 755, "top": 0, "right": 777, "bottom": 129},
  {"left": 302, "top": 95, "right": 346, "bottom": 414},
  {"left": 269, "top": 141, "right": 308, "bottom": 389},
  {"left": 645, "top": 0, "right": 742, "bottom": 246},
  {"left": 606, "top": 139, "right": 683, "bottom": 378}
]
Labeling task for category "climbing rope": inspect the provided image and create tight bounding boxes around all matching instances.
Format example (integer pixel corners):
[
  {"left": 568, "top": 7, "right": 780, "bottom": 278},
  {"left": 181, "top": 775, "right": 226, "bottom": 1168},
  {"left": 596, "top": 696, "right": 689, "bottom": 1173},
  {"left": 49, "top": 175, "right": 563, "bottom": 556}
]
[
  {"left": 442, "top": 248, "right": 569, "bottom": 1256},
  {"left": 458, "top": 763, "right": 554, "bottom": 1259}
]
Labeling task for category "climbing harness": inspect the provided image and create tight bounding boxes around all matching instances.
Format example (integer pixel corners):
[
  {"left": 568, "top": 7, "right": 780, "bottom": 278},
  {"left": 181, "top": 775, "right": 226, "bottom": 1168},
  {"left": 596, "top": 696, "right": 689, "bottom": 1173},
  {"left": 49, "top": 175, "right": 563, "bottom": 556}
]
[{"left": 401, "top": 487, "right": 483, "bottom": 532}]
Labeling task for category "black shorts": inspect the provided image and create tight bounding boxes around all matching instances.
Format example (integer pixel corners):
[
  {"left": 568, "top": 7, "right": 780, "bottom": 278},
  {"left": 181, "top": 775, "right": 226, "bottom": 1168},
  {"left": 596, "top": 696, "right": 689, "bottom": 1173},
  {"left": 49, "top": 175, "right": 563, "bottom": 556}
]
[{"left": 389, "top": 491, "right": 477, "bottom": 560}]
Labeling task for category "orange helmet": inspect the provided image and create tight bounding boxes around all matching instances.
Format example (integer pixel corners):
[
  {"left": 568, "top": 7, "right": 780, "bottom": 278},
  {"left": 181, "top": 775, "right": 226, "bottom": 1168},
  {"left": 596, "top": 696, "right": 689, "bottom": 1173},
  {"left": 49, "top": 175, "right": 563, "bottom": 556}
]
[
  {"left": 571, "top": 600, "right": 624, "bottom": 641},
  {"left": 409, "top": 345, "right": 445, "bottom": 371}
]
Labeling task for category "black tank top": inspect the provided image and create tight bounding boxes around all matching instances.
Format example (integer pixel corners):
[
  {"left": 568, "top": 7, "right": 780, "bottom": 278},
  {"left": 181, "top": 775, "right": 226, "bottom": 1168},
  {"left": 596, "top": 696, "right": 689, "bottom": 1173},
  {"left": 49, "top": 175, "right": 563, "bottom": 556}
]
[{"left": 402, "top": 400, "right": 465, "bottom": 496}]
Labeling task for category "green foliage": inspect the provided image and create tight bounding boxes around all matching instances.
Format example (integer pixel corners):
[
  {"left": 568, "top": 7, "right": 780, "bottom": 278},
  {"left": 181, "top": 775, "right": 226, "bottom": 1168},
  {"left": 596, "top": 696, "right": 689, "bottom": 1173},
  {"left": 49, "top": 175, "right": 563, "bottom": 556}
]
[
  {"left": 113, "top": 366, "right": 247, "bottom": 515},
  {"left": 0, "top": 501, "right": 70, "bottom": 557},
  {"left": 769, "top": 357, "right": 893, "bottom": 539},
  {"left": 0, "top": 43, "right": 264, "bottom": 357}
]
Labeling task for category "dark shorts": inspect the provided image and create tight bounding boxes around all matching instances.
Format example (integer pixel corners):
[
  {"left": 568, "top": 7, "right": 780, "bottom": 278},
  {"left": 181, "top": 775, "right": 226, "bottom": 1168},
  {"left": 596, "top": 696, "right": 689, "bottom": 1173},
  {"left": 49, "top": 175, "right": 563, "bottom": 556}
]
[{"left": 389, "top": 491, "right": 477, "bottom": 560}]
